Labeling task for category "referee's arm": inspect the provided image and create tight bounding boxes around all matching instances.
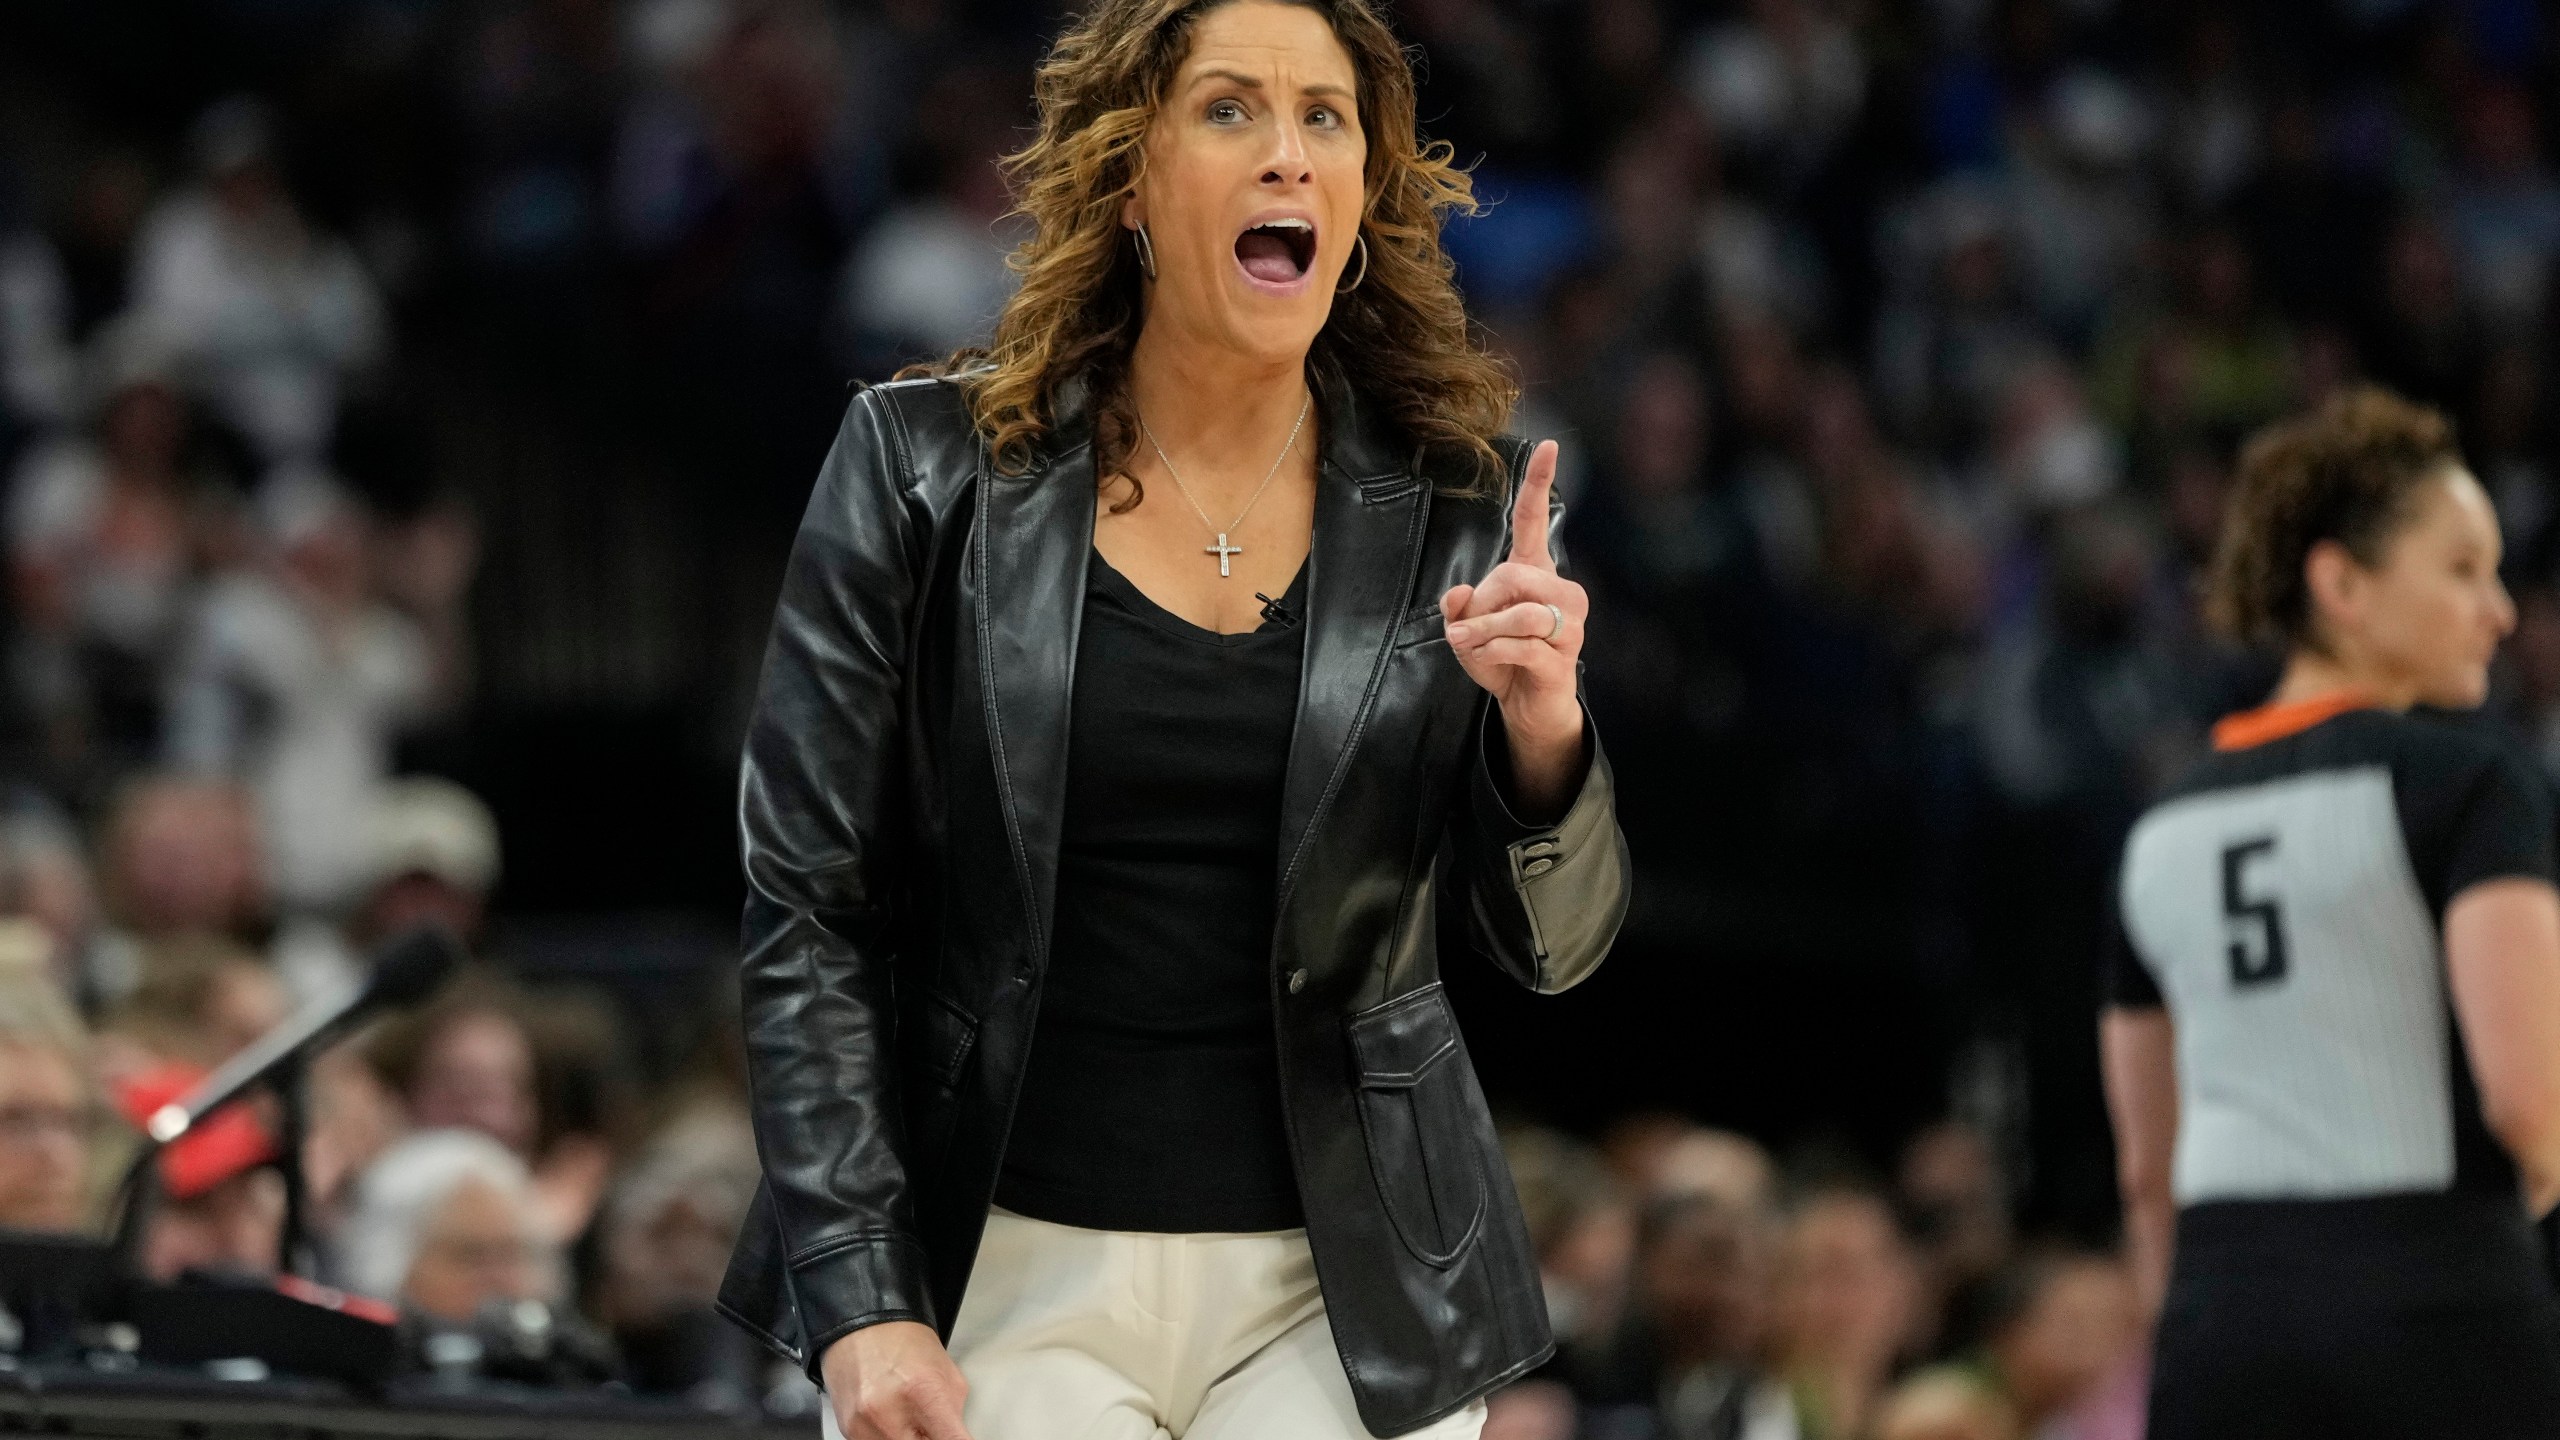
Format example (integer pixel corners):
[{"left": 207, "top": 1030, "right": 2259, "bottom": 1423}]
[
  {"left": 2103, "top": 1006, "right": 2178, "bottom": 1323},
  {"left": 2446, "top": 878, "right": 2560, "bottom": 1217}
]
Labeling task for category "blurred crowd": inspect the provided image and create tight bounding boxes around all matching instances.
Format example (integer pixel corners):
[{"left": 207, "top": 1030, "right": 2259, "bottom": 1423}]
[
  {"left": 4, "top": 0, "right": 2560, "bottom": 1434},
  {"left": 0, "top": 831, "right": 782, "bottom": 1407},
  {"left": 0, "top": 56, "right": 775, "bottom": 1405},
  {"left": 1484, "top": 1116, "right": 2139, "bottom": 1440}
]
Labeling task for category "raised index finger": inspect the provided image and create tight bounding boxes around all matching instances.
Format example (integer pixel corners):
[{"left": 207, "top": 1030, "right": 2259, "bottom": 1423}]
[{"left": 1508, "top": 439, "right": 1559, "bottom": 571}]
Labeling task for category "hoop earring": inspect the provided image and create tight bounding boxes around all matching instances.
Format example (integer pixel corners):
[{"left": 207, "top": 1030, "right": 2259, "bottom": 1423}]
[
  {"left": 1133, "top": 223, "right": 1158, "bottom": 280},
  {"left": 1336, "top": 232, "right": 1369, "bottom": 294}
]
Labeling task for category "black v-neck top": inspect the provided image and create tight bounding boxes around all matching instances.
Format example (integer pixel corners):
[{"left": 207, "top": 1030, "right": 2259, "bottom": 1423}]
[{"left": 993, "top": 549, "right": 1311, "bottom": 1232}]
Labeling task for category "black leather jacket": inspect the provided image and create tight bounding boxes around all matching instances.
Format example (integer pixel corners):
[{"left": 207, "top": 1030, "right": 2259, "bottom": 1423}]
[{"left": 716, "top": 373, "right": 1630, "bottom": 1436}]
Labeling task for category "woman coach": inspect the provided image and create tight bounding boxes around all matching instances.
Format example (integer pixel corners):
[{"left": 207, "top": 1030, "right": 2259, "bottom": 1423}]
[{"left": 714, "top": 0, "right": 1631, "bottom": 1436}]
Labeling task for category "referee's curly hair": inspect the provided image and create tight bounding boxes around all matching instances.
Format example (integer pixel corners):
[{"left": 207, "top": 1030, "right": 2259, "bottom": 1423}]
[{"left": 2208, "top": 386, "right": 2466, "bottom": 651}]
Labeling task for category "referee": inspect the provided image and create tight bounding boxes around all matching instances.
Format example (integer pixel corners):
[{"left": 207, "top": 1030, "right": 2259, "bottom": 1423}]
[{"left": 2103, "top": 387, "right": 2560, "bottom": 1439}]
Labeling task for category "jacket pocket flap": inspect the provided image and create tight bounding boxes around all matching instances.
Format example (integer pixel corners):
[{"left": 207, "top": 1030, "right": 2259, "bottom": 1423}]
[
  {"left": 1347, "top": 984, "right": 1460, "bottom": 1087},
  {"left": 917, "top": 990, "right": 980, "bottom": 1088},
  {"left": 1393, "top": 601, "right": 1447, "bottom": 649}
]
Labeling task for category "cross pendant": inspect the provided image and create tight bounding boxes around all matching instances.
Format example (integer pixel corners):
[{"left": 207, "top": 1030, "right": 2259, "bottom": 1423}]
[{"left": 1206, "top": 533, "right": 1243, "bottom": 577}]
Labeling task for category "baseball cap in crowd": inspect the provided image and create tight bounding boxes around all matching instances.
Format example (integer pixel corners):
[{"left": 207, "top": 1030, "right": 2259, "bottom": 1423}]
[
  {"left": 366, "top": 778, "right": 501, "bottom": 898},
  {"left": 111, "top": 1062, "right": 280, "bottom": 1201}
]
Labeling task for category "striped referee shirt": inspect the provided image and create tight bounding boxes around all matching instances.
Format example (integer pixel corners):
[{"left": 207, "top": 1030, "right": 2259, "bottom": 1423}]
[{"left": 2108, "top": 694, "right": 2555, "bottom": 1209}]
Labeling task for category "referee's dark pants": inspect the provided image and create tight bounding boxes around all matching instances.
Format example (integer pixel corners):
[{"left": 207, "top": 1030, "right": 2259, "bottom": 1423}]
[{"left": 2149, "top": 1194, "right": 2560, "bottom": 1440}]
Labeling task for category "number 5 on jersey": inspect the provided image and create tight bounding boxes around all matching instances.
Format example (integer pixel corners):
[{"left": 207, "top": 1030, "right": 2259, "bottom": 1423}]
[{"left": 2222, "top": 835, "right": 2289, "bottom": 987}]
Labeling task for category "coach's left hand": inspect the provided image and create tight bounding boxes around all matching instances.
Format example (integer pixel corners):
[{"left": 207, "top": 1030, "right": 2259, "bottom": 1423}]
[{"left": 1442, "top": 438, "right": 1589, "bottom": 821}]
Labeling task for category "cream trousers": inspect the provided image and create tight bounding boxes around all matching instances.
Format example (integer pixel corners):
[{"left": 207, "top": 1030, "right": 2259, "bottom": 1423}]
[{"left": 824, "top": 1208, "right": 1487, "bottom": 1440}]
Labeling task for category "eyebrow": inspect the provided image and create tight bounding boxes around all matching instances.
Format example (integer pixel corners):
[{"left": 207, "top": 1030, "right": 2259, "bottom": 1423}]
[{"left": 1188, "top": 68, "right": 1354, "bottom": 101}]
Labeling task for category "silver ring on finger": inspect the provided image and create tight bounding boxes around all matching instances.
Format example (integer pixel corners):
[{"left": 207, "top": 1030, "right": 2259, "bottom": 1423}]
[{"left": 1543, "top": 602, "right": 1564, "bottom": 642}]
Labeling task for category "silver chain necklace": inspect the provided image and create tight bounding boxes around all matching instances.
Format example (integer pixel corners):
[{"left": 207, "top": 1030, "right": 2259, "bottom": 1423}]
[{"left": 1137, "top": 393, "right": 1312, "bottom": 577}]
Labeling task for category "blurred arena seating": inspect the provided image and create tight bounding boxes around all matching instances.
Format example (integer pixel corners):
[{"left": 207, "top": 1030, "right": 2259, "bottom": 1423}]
[{"left": 4, "top": 2, "right": 2558, "bottom": 1435}]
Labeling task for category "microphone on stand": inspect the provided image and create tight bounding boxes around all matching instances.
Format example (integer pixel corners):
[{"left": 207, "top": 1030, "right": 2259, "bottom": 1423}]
[
  {"left": 113, "top": 924, "right": 465, "bottom": 1275},
  {"left": 144, "top": 926, "right": 461, "bottom": 1144}
]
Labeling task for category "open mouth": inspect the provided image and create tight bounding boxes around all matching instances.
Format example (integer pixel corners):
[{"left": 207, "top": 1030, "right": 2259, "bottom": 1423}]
[{"left": 1235, "top": 217, "right": 1317, "bottom": 287}]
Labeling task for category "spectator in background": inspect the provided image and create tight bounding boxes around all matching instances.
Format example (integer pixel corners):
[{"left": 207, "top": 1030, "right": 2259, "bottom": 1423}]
[
  {"left": 1896, "top": 1122, "right": 2015, "bottom": 1356},
  {"left": 447, "top": 0, "right": 622, "bottom": 331},
  {"left": 0, "top": 804, "right": 101, "bottom": 998},
  {"left": 1599, "top": 1112, "right": 1706, "bottom": 1190},
  {"left": 125, "top": 97, "right": 386, "bottom": 464},
  {"left": 91, "top": 936, "right": 287, "bottom": 1081},
  {"left": 2003, "top": 70, "right": 2156, "bottom": 348},
  {"left": 1648, "top": 1126, "right": 1781, "bottom": 1218},
  {"left": 165, "top": 476, "right": 445, "bottom": 914},
  {"left": 1507, "top": 1125, "right": 1638, "bottom": 1351},
  {"left": 336, "top": 1127, "right": 560, "bottom": 1322},
  {"left": 302, "top": 1038, "right": 404, "bottom": 1240},
  {"left": 2470, "top": 340, "right": 2551, "bottom": 564},
  {"left": 46, "top": 150, "right": 153, "bottom": 349},
  {"left": 273, "top": 775, "right": 501, "bottom": 1007},
  {"left": 591, "top": 1101, "right": 763, "bottom": 1397},
  {"left": 1481, "top": 1379, "right": 1579, "bottom": 1440},
  {"left": 2444, "top": 79, "right": 2560, "bottom": 330},
  {"left": 2089, "top": 226, "right": 2293, "bottom": 474},
  {"left": 6, "top": 320, "right": 236, "bottom": 794},
  {"left": 1885, "top": 1251, "right": 2140, "bottom": 1440},
  {"left": 2361, "top": 212, "right": 2479, "bottom": 412},
  {"left": 0, "top": 166, "right": 76, "bottom": 457},
  {"left": 381, "top": 976, "right": 539, "bottom": 1156},
  {"left": 1974, "top": 1253, "right": 2138, "bottom": 1439},
  {"left": 1973, "top": 498, "right": 2198, "bottom": 1233},
  {"left": 512, "top": 984, "right": 629, "bottom": 1243},
  {"left": 610, "top": 0, "right": 867, "bottom": 528},
  {"left": 1679, "top": 0, "right": 1863, "bottom": 195},
  {"left": 1869, "top": 1370, "right": 2016, "bottom": 1440},
  {"left": 1796, "top": 364, "right": 1981, "bottom": 655},
  {"left": 1871, "top": 187, "right": 2045, "bottom": 467},
  {"left": 364, "top": 786, "right": 480, "bottom": 948},
  {"left": 834, "top": 65, "right": 1027, "bottom": 371},
  {"left": 1771, "top": 1187, "right": 1921, "bottom": 1440},
  {"left": 1982, "top": 362, "right": 2119, "bottom": 552},
  {"left": 88, "top": 774, "right": 267, "bottom": 1006},
  {"left": 107, "top": 1059, "right": 283, "bottom": 1280},
  {"left": 367, "top": 970, "right": 613, "bottom": 1246},
  {"left": 1569, "top": 1192, "right": 1801, "bottom": 1439},
  {"left": 0, "top": 958, "right": 97, "bottom": 1232},
  {"left": 1573, "top": 344, "right": 1777, "bottom": 824},
  {"left": 1591, "top": 118, "right": 1716, "bottom": 351},
  {"left": 2157, "top": 14, "right": 2255, "bottom": 215}
]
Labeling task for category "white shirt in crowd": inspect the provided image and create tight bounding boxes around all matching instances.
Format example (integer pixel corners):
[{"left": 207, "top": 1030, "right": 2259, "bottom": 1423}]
[
  {"left": 127, "top": 192, "right": 386, "bottom": 463},
  {"left": 7, "top": 438, "right": 192, "bottom": 654},
  {"left": 165, "top": 570, "right": 430, "bottom": 912}
]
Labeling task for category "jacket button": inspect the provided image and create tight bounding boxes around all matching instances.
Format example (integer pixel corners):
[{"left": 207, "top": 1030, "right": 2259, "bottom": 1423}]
[
  {"left": 1287, "top": 969, "right": 1308, "bottom": 994},
  {"left": 1522, "top": 838, "right": 1560, "bottom": 857},
  {"left": 1522, "top": 856, "right": 1557, "bottom": 878}
]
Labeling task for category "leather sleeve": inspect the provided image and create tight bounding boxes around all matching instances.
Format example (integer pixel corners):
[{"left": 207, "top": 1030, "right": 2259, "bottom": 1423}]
[
  {"left": 1458, "top": 700, "right": 1628, "bottom": 992},
  {"left": 1452, "top": 457, "right": 1631, "bottom": 993},
  {"left": 736, "top": 387, "right": 938, "bottom": 1372}
]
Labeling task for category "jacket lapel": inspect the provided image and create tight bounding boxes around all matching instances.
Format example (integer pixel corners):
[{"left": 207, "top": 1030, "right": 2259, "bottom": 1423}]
[
  {"left": 1277, "top": 383, "right": 1429, "bottom": 900},
  {"left": 976, "top": 377, "right": 1424, "bottom": 939},
  {"left": 974, "top": 394, "right": 1096, "bottom": 966}
]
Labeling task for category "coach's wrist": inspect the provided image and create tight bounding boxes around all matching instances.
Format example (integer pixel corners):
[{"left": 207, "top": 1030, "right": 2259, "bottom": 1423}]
[
  {"left": 820, "top": 1320, "right": 971, "bottom": 1440},
  {"left": 1497, "top": 700, "right": 1587, "bottom": 824}
]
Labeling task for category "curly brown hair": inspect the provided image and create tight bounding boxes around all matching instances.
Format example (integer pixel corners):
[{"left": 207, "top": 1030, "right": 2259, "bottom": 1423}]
[
  {"left": 906, "top": 0, "right": 1516, "bottom": 500},
  {"left": 2207, "top": 386, "right": 2465, "bottom": 650}
]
